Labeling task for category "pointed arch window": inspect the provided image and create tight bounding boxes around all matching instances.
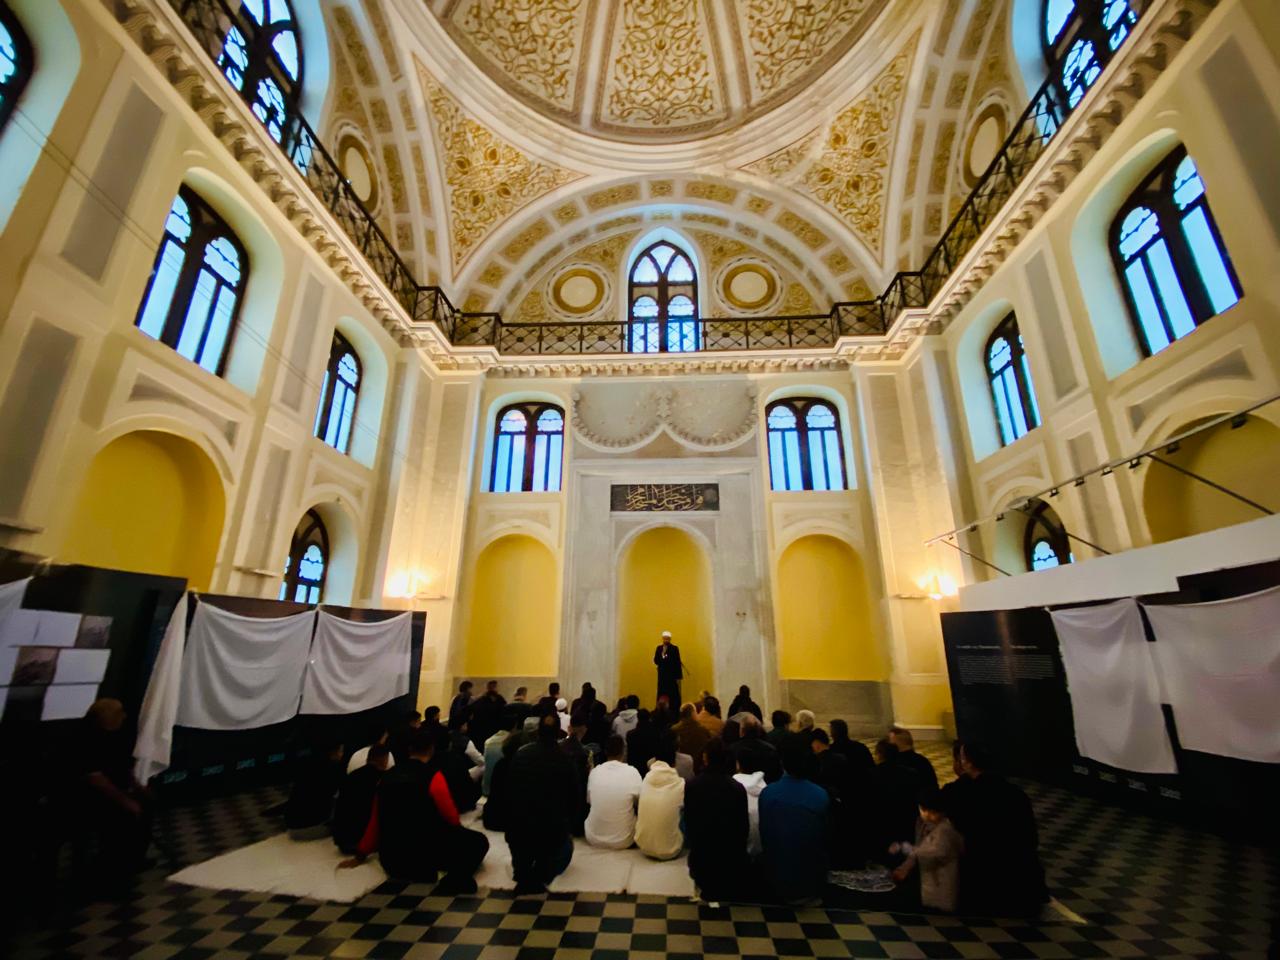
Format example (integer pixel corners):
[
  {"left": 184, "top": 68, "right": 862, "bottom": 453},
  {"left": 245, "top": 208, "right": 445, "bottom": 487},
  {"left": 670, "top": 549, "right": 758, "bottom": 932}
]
[
  {"left": 313, "top": 331, "right": 361, "bottom": 454},
  {"left": 0, "top": 1, "right": 34, "bottom": 135},
  {"left": 1111, "top": 146, "right": 1241, "bottom": 356},
  {"left": 280, "top": 509, "right": 327, "bottom": 603},
  {"left": 135, "top": 186, "right": 249, "bottom": 376},
  {"left": 766, "top": 398, "right": 848, "bottom": 491},
  {"left": 1022, "top": 498, "right": 1072, "bottom": 571},
  {"left": 490, "top": 402, "right": 564, "bottom": 493},
  {"left": 628, "top": 241, "right": 700, "bottom": 353},
  {"left": 986, "top": 313, "right": 1041, "bottom": 446},
  {"left": 214, "top": 0, "right": 302, "bottom": 145},
  {"left": 1043, "top": 0, "right": 1136, "bottom": 109}
]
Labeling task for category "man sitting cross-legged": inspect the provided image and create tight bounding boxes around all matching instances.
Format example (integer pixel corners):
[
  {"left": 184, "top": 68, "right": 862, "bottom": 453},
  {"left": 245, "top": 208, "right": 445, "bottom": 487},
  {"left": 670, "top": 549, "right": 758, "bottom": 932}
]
[
  {"left": 340, "top": 726, "right": 489, "bottom": 895},
  {"left": 584, "top": 735, "right": 643, "bottom": 850}
]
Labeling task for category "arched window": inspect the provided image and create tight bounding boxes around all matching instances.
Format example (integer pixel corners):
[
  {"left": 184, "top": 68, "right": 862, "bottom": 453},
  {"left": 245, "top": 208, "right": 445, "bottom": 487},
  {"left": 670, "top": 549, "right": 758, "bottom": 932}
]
[
  {"left": 215, "top": 0, "right": 302, "bottom": 145},
  {"left": 280, "top": 508, "right": 327, "bottom": 602},
  {"left": 986, "top": 313, "right": 1041, "bottom": 446},
  {"left": 0, "top": 1, "right": 34, "bottom": 134},
  {"left": 628, "top": 241, "right": 699, "bottom": 353},
  {"left": 313, "top": 331, "right": 361, "bottom": 454},
  {"left": 135, "top": 186, "right": 249, "bottom": 376},
  {"left": 1022, "top": 498, "right": 1071, "bottom": 571},
  {"left": 766, "top": 398, "right": 848, "bottom": 491},
  {"left": 490, "top": 402, "right": 564, "bottom": 493},
  {"left": 1110, "top": 147, "right": 1241, "bottom": 356},
  {"left": 1043, "top": 0, "right": 1135, "bottom": 109}
]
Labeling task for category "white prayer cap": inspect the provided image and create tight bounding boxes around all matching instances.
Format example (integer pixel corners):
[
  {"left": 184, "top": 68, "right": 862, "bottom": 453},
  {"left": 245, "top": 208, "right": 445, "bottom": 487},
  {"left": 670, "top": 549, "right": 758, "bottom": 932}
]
[
  {"left": 556, "top": 698, "right": 567, "bottom": 711},
  {"left": 661, "top": 630, "right": 672, "bottom": 638}
]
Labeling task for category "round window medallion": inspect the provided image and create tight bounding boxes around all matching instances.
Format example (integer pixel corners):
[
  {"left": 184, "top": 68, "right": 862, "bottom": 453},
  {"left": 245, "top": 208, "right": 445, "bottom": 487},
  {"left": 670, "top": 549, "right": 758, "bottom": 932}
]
[
  {"left": 964, "top": 105, "right": 1007, "bottom": 187},
  {"left": 551, "top": 268, "right": 606, "bottom": 315},
  {"left": 721, "top": 263, "right": 778, "bottom": 310},
  {"left": 337, "top": 135, "right": 377, "bottom": 206}
]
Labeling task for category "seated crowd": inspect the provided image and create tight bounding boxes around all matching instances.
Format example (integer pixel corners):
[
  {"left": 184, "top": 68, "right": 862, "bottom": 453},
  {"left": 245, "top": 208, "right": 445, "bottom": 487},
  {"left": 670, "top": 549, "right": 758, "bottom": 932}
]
[{"left": 284, "top": 680, "right": 1047, "bottom": 910}]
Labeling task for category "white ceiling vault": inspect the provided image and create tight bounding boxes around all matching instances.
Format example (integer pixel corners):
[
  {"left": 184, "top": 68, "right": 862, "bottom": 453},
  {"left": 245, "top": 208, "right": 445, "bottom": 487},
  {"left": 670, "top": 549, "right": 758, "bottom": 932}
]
[{"left": 323, "top": 0, "right": 1028, "bottom": 312}]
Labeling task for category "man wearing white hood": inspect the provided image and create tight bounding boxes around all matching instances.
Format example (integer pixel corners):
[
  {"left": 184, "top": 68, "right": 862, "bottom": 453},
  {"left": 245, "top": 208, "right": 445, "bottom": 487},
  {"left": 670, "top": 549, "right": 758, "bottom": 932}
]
[
  {"left": 635, "top": 739, "right": 685, "bottom": 860},
  {"left": 733, "top": 752, "right": 767, "bottom": 858}
]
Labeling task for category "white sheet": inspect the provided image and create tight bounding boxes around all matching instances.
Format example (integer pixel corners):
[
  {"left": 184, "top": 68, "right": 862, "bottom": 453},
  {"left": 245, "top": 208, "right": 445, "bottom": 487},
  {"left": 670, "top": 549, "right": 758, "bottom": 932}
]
[
  {"left": 1050, "top": 599, "right": 1177, "bottom": 774},
  {"left": 134, "top": 595, "right": 188, "bottom": 783},
  {"left": 1143, "top": 585, "right": 1280, "bottom": 763},
  {"left": 300, "top": 611, "right": 411, "bottom": 715},
  {"left": 0, "top": 577, "right": 30, "bottom": 638},
  {"left": 176, "top": 601, "right": 314, "bottom": 730}
]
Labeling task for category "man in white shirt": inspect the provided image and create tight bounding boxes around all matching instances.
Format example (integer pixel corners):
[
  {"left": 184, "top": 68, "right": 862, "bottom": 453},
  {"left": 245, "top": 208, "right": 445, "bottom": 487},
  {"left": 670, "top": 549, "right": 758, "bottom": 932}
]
[
  {"left": 635, "top": 741, "right": 685, "bottom": 860},
  {"left": 584, "top": 735, "right": 643, "bottom": 849}
]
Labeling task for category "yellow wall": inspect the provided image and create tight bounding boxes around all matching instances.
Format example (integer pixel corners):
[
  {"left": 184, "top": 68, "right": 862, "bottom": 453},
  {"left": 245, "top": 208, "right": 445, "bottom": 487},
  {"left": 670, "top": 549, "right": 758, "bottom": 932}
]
[
  {"left": 60, "top": 431, "right": 225, "bottom": 589},
  {"left": 777, "top": 534, "right": 885, "bottom": 680},
  {"left": 1143, "top": 415, "right": 1280, "bottom": 543},
  {"left": 463, "top": 534, "right": 559, "bottom": 677},
  {"left": 617, "top": 526, "right": 714, "bottom": 705}
]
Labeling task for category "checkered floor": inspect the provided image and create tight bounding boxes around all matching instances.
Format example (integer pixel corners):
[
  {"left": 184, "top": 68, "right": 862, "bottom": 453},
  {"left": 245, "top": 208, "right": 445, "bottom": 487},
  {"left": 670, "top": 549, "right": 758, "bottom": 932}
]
[{"left": 5, "top": 742, "right": 1276, "bottom": 959}]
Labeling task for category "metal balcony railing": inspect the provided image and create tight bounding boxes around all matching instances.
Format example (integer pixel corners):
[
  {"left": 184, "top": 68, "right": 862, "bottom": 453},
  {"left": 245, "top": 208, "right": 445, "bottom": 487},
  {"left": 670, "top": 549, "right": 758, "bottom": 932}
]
[{"left": 167, "top": 0, "right": 1148, "bottom": 356}]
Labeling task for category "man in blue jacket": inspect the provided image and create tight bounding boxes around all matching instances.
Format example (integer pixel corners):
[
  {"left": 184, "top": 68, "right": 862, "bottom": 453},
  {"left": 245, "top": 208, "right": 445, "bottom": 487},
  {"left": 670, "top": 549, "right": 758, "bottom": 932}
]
[{"left": 759, "top": 736, "right": 830, "bottom": 905}]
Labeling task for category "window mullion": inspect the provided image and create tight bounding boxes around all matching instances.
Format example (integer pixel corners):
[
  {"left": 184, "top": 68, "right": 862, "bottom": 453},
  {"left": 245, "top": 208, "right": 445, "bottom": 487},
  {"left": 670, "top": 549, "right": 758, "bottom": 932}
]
[{"left": 522, "top": 412, "right": 537, "bottom": 492}]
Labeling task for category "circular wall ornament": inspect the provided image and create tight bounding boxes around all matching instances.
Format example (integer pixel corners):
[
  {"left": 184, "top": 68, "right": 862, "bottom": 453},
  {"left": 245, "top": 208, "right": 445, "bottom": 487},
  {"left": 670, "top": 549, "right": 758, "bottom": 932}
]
[
  {"left": 720, "top": 261, "right": 779, "bottom": 312},
  {"left": 963, "top": 103, "right": 1008, "bottom": 188},
  {"left": 337, "top": 134, "right": 378, "bottom": 207},
  {"left": 549, "top": 266, "right": 608, "bottom": 316}
]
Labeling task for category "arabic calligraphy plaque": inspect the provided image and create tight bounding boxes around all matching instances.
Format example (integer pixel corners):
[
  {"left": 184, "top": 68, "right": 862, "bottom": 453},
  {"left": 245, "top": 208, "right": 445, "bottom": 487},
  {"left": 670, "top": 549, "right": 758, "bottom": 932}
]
[{"left": 610, "top": 483, "right": 719, "bottom": 512}]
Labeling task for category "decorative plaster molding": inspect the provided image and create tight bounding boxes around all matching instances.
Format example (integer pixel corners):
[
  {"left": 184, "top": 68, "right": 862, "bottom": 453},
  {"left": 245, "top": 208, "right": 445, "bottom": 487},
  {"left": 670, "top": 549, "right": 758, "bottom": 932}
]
[{"left": 572, "top": 385, "right": 759, "bottom": 451}]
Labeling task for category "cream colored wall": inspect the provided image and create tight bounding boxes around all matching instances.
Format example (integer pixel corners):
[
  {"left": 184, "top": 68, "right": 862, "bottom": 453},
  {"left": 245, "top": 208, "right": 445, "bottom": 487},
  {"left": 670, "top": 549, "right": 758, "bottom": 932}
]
[{"left": 941, "top": 0, "right": 1280, "bottom": 588}]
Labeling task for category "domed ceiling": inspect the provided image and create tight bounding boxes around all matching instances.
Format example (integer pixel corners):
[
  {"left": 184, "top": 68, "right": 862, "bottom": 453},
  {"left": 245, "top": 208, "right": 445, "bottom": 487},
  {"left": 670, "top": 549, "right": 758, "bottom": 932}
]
[{"left": 425, "top": 0, "right": 892, "bottom": 143}]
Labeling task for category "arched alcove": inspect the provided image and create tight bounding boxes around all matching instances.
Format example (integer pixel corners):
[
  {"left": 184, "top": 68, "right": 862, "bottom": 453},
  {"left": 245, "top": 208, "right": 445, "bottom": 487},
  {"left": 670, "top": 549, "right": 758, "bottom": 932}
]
[
  {"left": 776, "top": 534, "right": 883, "bottom": 680},
  {"left": 1142, "top": 415, "right": 1280, "bottom": 543},
  {"left": 308, "top": 499, "right": 359, "bottom": 604},
  {"left": 60, "top": 430, "right": 225, "bottom": 589},
  {"left": 616, "top": 525, "right": 713, "bottom": 704},
  {"left": 464, "top": 534, "right": 559, "bottom": 677}
]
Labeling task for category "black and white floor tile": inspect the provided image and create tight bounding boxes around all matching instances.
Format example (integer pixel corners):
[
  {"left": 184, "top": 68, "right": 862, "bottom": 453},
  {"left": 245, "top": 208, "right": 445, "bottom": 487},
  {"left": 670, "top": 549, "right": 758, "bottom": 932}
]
[{"left": 5, "top": 742, "right": 1276, "bottom": 959}]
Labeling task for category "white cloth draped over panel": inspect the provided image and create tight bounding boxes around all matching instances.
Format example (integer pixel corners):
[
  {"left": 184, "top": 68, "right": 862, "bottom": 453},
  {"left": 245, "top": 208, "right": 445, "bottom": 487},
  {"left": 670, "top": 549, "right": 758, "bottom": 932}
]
[
  {"left": 1049, "top": 599, "right": 1177, "bottom": 774},
  {"left": 1143, "top": 585, "right": 1280, "bottom": 764},
  {"left": 134, "top": 594, "right": 188, "bottom": 782},
  {"left": 300, "top": 611, "right": 411, "bottom": 715},
  {"left": 176, "top": 602, "right": 315, "bottom": 730}
]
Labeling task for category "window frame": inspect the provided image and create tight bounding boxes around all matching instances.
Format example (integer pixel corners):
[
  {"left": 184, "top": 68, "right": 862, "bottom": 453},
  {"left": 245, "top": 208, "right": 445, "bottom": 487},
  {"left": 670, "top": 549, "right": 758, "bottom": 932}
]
[
  {"left": 313, "top": 330, "right": 361, "bottom": 454},
  {"left": 1108, "top": 145, "right": 1242, "bottom": 357},
  {"left": 764, "top": 397, "right": 849, "bottom": 492},
  {"left": 0, "top": 0, "right": 35, "bottom": 135},
  {"left": 1021, "top": 498, "right": 1071, "bottom": 572},
  {"left": 985, "top": 312, "right": 1041, "bottom": 447},
  {"left": 1042, "top": 0, "right": 1136, "bottom": 112},
  {"left": 280, "top": 507, "right": 328, "bottom": 603},
  {"left": 488, "top": 401, "right": 565, "bottom": 494},
  {"left": 212, "top": 0, "right": 304, "bottom": 144},
  {"left": 627, "top": 240, "right": 701, "bottom": 353},
  {"left": 134, "top": 184, "right": 250, "bottom": 377}
]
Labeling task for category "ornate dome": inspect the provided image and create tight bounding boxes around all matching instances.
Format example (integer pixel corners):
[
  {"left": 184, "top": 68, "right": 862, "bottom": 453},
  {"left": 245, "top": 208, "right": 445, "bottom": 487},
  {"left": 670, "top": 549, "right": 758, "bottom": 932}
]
[{"left": 425, "top": 0, "right": 892, "bottom": 143}]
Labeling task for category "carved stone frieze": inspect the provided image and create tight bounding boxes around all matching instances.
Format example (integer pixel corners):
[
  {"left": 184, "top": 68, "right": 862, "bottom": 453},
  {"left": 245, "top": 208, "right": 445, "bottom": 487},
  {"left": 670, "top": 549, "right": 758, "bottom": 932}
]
[{"left": 571, "top": 382, "right": 758, "bottom": 451}]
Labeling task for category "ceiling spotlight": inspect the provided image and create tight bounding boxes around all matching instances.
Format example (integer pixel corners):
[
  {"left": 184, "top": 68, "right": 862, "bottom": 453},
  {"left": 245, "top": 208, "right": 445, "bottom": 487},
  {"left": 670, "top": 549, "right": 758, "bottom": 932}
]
[
  {"left": 1165, "top": 441, "right": 1180, "bottom": 454},
  {"left": 1101, "top": 465, "right": 1113, "bottom": 476},
  {"left": 967, "top": 524, "right": 978, "bottom": 533},
  {"left": 1128, "top": 458, "right": 1144, "bottom": 470},
  {"left": 1049, "top": 487, "right": 1059, "bottom": 497},
  {"left": 1074, "top": 477, "right": 1086, "bottom": 487},
  {"left": 996, "top": 513, "right": 1005, "bottom": 522},
  {"left": 1230, "top": 414, "right": 1247, "bottom": 429}
]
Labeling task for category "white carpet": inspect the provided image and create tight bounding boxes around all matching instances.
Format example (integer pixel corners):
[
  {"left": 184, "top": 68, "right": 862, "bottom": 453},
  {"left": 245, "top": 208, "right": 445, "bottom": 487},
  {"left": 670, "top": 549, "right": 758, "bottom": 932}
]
[{"left": 167, "top": 833, "right": 388, "bottom": 903}]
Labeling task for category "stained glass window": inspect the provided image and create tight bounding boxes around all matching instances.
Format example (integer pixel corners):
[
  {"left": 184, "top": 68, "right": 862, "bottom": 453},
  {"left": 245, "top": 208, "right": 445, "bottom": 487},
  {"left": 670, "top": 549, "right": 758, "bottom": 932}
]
[
  {"left": 490, "top": 402, "right": 564, "bottom": 493},
  {"left": 1111, "top": 146, "right": 1240, "bottom": 356},
  {"left": 1022, "top": 498, "right": 1072, "bottom": 572},
  {"left": 0, "top": 1, "right": 33, "bottom": 135},
  {"left": 280, "top": 508, "right": 327, "bottom": 603},
  {"left": 135, "top": 186, "right": 249, "bottom": 376},
  {"left": 214, "top": 0, "right": 302, "bottom": 147},
  {"left": 628, "top": 241, "right": 700, "bottom": 353},
  {"left": 766, "top": 398, "right": 848, "bottom": 491},
  {"left": 313, "top": 331, "right": 361, "bottom": 454},
  {"left": 986, "top": 313, "right": 1041, "bottom": 446},
  {"left": 1043, "top": 0, "right": 1136, "bottom": 110}
]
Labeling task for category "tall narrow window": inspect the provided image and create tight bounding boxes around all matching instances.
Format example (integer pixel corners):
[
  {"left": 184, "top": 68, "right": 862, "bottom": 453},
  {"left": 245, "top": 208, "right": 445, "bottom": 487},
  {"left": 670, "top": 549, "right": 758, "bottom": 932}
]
[
  {"left": 280, "top": 508, "right": 327, "bottom": 603},
  {"left": 313, "top": 331, "right": 361, "bottom": 454},
  {"left": 1111, "top": 146, "right": 1241, "bottom": 356},
  {"left": 1022, "top": 498, "right": 1072, "bottom": 571},
  {"left": 136, "top": 186, "right": 249, "bottom": 376},
  {"left": 1044, "top": 0, "right": 1136, "bottom": 109},
  {"left": 0, "top": 2, "right": 34, "bottom": 134},
  {"left": 766, "top": 398, "right": 848, "bottom": 491},
  {"left": 215, "top": 0, "right": 302, "bottom": 145},
  {"left": 628, "top": 241, "right": 699, "bottom": 353},
  {"left": 490, "top": 402, "right": 564, "bottom": 493},
  {"left": 986, "top": 313, "right": 1041, "bottom": 446}
]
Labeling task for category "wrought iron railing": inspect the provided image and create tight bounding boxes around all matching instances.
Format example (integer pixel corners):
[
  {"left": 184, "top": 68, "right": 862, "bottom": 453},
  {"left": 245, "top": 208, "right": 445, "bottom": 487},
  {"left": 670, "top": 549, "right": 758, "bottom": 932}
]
[{"left": 167, "top": 0, "right": 1147, "bottom": 356}]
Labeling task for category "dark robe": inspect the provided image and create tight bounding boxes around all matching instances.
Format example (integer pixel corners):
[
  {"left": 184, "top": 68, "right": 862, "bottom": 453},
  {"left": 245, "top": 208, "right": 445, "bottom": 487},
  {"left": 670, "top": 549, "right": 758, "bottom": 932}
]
[
  {"left": 468, "top": 692, "right": 506, "bottom": 749},
  {"left": 950, "top": 774, "right": 1047, "bottom": 916},
  {"left": 447, "top": 693, "right": 472, "bottom": 731},
  {"left": 898, "top": 749, "right": 940, "bottom": 794},
  {"left": 506, "top": 740, "right": 580, "bottom": 886},
  {"left": 285, "top": 753, "right": 343, "bottom": 830},
  {"left": 685, "top": 771, "right": 750, "bottom": 900},
  {"left": 653, "top": 643, "right": 682, "bottom": 706},
  {"left": 559, "top": 736, "right": 591, "bottom": 834},
  {"left": 815, "top": 749, "right": 853, "bottom": 803},
  {"left": 868, "top": 759, "right": 922, "bottom": 860},
  {"left": 332, "top": 764, "right": 381, "bottom": 853},
  {"left": 730, "top": 736, "right": 783, "bottom": 783},
  {"left": 832, "top": 736, "right": 875, "bottom": 777},
  {"left": 727, "top": 694, "right": 763, "bottom": 721},
  {"left": 626, "top": 723, "right": 662, "bottom": 779}
]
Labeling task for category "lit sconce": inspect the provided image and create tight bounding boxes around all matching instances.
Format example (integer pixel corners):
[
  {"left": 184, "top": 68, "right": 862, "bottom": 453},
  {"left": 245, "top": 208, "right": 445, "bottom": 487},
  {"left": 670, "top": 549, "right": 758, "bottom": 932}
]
[
  {"left": 901, "top": 571, "right": 959, "bottom": 601},
  {"left": 386, "top": 569, "right": 444, "bottom": 602}
]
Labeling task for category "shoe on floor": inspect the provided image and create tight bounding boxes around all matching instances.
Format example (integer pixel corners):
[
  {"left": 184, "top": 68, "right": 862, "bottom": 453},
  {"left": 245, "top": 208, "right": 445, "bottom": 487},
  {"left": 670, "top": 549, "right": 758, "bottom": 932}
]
[
  {"left": 514, "top": 881, "right": 547, "bottom": 897},
  {"left": 433, "top": 876, "right": 478, "bottom": 896}
]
